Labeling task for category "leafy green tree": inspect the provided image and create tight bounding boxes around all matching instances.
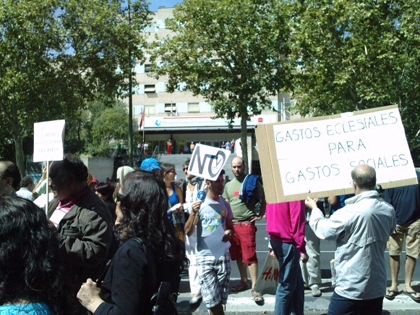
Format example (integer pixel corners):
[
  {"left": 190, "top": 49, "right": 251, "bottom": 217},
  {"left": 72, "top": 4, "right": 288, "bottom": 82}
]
[
  {"left": 0, "top": 0, "right": 151, "bottom": 174},
  {"left": 85, "top": 101, "right": 138, "bottom": 157},
  {"left": 150, "top": 0, "right": 293, "bottom": 169},
  {"left": 290, "top": 0, "right": 420, "bottom": 163}
]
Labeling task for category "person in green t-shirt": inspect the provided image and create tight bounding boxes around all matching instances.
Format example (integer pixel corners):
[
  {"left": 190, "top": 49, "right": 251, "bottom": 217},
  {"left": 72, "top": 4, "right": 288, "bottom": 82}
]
[{"left": 222, "top": 157, "right": 266, "bottom": 303}]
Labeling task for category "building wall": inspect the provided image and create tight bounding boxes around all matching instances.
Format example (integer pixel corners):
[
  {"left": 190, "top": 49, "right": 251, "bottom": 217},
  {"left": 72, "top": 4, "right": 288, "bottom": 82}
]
[{"left": 80, "top": 156, "right": 114, "bottom": 182}]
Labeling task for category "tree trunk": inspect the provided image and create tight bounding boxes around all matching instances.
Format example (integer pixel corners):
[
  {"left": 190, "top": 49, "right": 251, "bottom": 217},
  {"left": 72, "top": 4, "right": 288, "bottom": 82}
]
[
  {"left": 240, "top": 110, "right": 249, "bottom": 172},
  {"left": 10, "top": 103, "right": 26, "bottom": 176},
  {"left": 14, "top": 134, "right": 25, "bottom": 176}
]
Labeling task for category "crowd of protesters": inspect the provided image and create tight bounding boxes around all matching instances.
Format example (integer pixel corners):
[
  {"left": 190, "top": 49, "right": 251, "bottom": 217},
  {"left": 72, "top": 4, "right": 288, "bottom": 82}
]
[{"left": 0, "top": 153, "right": 418, "bottom": 315}]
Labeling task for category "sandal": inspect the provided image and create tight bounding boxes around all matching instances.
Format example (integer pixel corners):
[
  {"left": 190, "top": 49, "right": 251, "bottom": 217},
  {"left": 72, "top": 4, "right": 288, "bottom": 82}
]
[
  {"left": 231, "top": 281, "right": 250, "bottom": 292},
  {"left": 385, "top": 289, "right": 400, "bottom": 301},
  {"left": 403, "top": 291, "right": 420, "bottom": 303},
  {"left": 251, "top": 290, "right": 264, "bottom": 303}
]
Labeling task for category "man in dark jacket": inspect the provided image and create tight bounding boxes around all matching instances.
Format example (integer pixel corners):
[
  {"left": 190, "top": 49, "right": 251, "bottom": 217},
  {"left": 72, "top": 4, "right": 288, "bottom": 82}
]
[{"left": 48, "top": 154, "right": 114, "bottom": 314}]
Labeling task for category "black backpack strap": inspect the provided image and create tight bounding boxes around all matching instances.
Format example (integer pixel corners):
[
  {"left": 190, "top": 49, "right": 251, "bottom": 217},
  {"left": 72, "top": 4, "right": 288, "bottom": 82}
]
[{"left": 133, "top": 237, "right": 158, "bottom": 289}]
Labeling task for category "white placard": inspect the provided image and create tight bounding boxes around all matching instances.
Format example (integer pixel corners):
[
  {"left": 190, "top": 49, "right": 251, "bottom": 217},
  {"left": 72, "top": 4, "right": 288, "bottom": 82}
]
[
  {"left": 33, "top": 120, "right": 65, "bottom": 162},
  {"left": 188, "top": 144, "right": 231, "bottom": 181},
  {"left": 203, "top": 225, "right": 231, "bottom": 258},
  {"left": 273, "top": 107, "right": 415, "bottom": 196}
]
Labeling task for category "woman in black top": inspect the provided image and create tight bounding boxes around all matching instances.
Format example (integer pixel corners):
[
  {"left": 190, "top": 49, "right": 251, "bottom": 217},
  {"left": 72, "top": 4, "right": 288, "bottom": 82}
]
[{"left": 77, "top": 171, "right": 187, "bottom": 315}]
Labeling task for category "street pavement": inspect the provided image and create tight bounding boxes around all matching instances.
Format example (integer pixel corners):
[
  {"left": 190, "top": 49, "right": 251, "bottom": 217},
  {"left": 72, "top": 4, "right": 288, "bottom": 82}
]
[
  {"left": 176, "top": 278, "right": 420, "bottom": 314},
  {"left": 176, "top": 220, "right": 420, "bottom": 314}
]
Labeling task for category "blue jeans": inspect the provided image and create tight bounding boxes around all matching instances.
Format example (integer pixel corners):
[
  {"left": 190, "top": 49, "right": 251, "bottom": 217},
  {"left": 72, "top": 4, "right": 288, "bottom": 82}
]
[
  {"left": 270, "top": 239, "right": 304, "bottom": 315},
  {"left": 328, "top": 292, "right": 383, "bottom": 315}
]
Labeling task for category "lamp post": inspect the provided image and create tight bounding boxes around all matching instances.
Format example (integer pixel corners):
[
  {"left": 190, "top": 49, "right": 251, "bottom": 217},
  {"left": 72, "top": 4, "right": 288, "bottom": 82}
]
[{"left": 128, "top": 0, "right": 134, "bottom": 167}]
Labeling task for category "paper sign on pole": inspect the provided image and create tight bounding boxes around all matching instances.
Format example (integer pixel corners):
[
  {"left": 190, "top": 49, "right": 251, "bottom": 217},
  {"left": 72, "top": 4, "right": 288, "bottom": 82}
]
[
  {"left": 255, "top": 105, "right": 418, "bottom": 203},
  {"left": 33, "top": 120, "right": 65, "bottom": 162},
  {"left": 188, "top": 144, "right": 231, "bottom": 181}
]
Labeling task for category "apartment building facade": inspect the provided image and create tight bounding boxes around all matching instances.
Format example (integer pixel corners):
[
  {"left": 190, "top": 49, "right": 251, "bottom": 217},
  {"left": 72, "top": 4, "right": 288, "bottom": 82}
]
[{"left": 129, "top": 7, "right": 291, "bottom": 168}]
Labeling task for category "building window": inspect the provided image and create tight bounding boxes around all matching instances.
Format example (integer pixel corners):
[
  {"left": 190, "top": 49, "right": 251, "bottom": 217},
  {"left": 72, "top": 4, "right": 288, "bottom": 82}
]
[
  {"left": 145, "top": 105, "right": 155, "bottom": 115},
  {"left": 164, "top": 103, "right": 177, "bottom": 114},
  {"left": 144, "top": 84, "right": 156, "bottom": 94},
  {"left": 188, "top": 102, "right": 200, "bottom": 113},
  {"left": 144, "top": 64, "right": 152, "bottom": 73}
]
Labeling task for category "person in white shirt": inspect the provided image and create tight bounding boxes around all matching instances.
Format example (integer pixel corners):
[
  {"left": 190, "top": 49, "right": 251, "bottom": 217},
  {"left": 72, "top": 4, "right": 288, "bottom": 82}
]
[
  {"left": 305, "top": 164, "right": 395, "bottom": 315},
  {"left": 16, "top": 176, "right": 35, "bottom": 201},
  {"left": 184, "top": 170, "right": 234, "bottom": 315},
  {"left": 181, "top": 159, "right": 207, "bottom": 305}
]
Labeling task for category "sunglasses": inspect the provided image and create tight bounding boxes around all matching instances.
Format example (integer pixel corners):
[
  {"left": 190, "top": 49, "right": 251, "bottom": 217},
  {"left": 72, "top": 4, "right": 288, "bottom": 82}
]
[
  {"left": 48, "top": 173, "right": 68, "bottom": 189},
  {"left": 50, "top": 172, "right": 68, "bottom": 180},
  {"left": 183, "top": 167, "right": 188, "bottom": 171}
]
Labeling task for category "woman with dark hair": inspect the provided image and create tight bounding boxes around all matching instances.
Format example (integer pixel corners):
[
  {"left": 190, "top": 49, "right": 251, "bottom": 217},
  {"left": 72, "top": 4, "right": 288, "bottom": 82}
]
[
  {"left": 77, "top": 171, "right": 187, "bottom": 315},
  {"left": 161, "top": 163, "right": 185, "bottom": 241},
  {"left": 0, "top": 196, "right": 71, "bottom": 315}
]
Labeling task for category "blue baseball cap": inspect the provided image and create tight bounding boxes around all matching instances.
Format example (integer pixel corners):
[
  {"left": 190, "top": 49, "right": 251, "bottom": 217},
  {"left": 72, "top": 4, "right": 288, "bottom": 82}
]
[{"left": 140, "top": 158, "right": 161, "bottom": 172}]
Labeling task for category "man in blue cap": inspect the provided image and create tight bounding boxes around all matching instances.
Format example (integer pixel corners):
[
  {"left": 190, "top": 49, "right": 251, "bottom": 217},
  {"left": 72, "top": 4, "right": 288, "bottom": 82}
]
[{"left": 140, "top": 158, "right": 162, "bottom": 176}]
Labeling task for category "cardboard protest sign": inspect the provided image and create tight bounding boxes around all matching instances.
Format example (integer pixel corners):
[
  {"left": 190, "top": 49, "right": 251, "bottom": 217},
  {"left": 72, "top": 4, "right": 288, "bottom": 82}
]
[
  {"left": 33, "top": 120, "right": 65, "bottom": 162},
  {"left": 188, "top": 144, "right": 231, "bottom": 181},
  {"left": 255, "top": 105, "right": 417, "bottom": 203}
]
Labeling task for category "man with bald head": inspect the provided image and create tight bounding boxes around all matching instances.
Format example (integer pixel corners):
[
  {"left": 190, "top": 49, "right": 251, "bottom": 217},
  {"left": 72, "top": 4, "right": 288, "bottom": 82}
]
[
  {"left": 223, "top": 156, "right": 266, "bottom": 302},
  {"left": 0, "top": 161, "right": 21, "bottom": 196},
  {"left": 306, "top": 164, "right": 395, "bottom": 315}
]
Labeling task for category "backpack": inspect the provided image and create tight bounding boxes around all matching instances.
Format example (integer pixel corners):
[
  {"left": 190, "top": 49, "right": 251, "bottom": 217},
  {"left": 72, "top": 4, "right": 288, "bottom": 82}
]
[{"left": 133, "top": 237, "right": 179, "bottom": 315}]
